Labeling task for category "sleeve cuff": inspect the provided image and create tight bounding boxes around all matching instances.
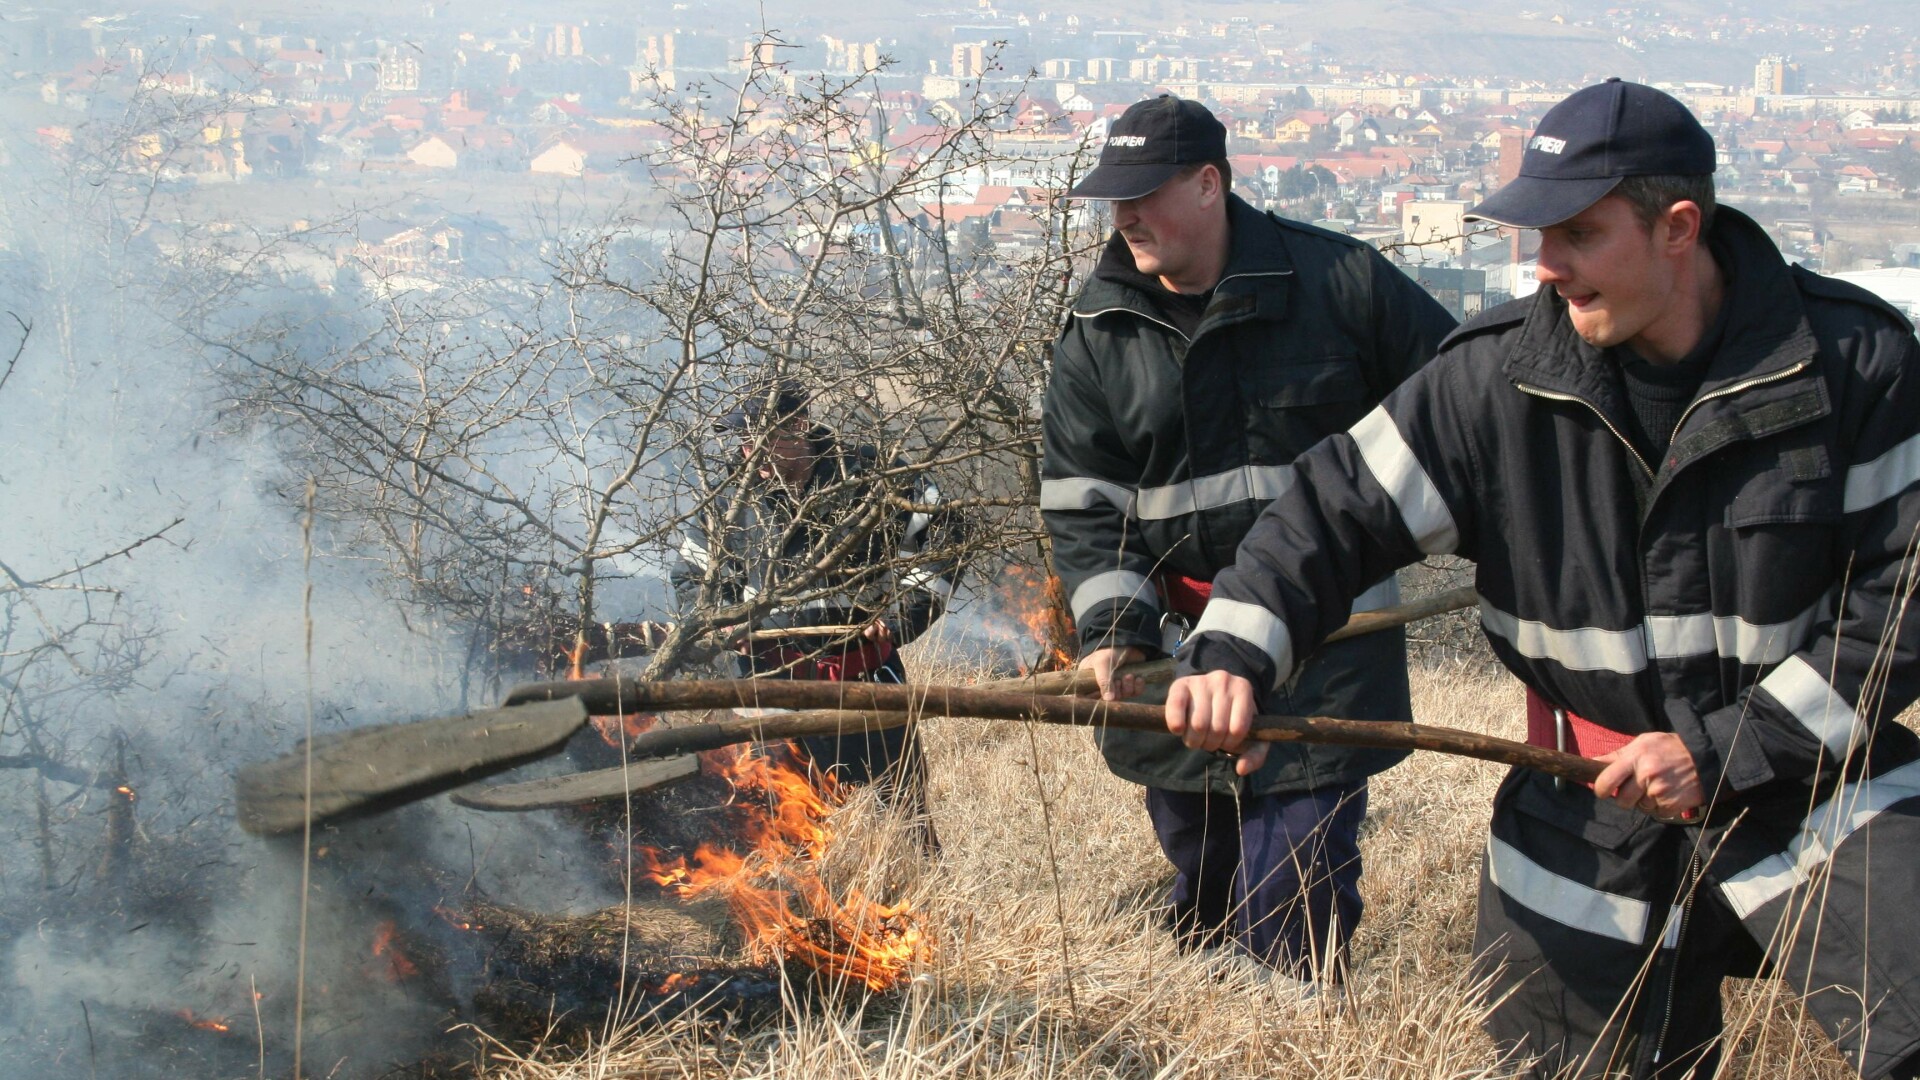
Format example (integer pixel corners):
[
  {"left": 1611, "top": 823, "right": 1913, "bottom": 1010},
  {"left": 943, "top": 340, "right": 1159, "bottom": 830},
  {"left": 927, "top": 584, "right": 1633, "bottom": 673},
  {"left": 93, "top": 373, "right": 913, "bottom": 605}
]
[
  {"left": 1176, "top": 632, "right": 1278, "bottom": 690},
  {"left": 1667, "top": 696, "right": 1777, "bottom": 795}
]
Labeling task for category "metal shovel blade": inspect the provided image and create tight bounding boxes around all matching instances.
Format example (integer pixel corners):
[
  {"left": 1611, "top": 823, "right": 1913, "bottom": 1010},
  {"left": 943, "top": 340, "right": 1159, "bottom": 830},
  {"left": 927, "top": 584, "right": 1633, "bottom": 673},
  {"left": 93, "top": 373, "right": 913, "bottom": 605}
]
[
  {"left": 451, "top": 754, "right": 702, "bottom": 811},
  {"left": 235, "top": 697, "right": 590, "bottom": 836}
]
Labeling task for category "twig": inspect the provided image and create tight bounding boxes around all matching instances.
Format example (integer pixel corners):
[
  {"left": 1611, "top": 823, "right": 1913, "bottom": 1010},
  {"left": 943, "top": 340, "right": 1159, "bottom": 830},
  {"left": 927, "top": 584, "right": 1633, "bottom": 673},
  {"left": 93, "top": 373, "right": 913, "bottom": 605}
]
[
  {"left": 0, "top": 312, "right": 27, "bottom": 396},
  {"left": 0, "top": 518, "right": 184, "bottom": 595},
  {"left": 1021, "top": 720, "right": 1079, "bottom": 1019}
]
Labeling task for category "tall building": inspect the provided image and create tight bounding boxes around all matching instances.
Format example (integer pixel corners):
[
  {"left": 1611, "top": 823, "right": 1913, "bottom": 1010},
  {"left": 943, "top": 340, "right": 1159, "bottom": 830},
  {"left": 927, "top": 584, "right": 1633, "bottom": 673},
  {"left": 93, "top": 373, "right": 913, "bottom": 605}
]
[
  {"left": 637, "top": 32, "right": 675, "bottom": 70},
  {"left": 546, "top": 24, "right": 584, "bottom": 57},
  {"left": 742, "top": 39, "right": 778, "bottom": 68},
  {"left": 379, "top": 47, "right": 420, "bottom": 92},
  {"left": 1754, "top": 55, "right": 1804, "bottom": 95},
  {"left": 951, "top": 41, "right": 988, "bottom": 79}
]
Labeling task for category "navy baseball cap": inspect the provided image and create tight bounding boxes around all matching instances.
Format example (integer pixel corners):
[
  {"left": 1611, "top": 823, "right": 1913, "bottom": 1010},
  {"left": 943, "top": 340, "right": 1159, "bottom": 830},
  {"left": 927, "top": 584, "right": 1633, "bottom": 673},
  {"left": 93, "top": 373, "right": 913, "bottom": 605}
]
[
  {"left": 715, "top": 376, "right": 809, "bottom": 432},
  {"left": 1467, "top": 78, "right": 1715, "bottom": 228},
  {"left": 1067, "top": 95, "right": 1228, "bottom": 201}
]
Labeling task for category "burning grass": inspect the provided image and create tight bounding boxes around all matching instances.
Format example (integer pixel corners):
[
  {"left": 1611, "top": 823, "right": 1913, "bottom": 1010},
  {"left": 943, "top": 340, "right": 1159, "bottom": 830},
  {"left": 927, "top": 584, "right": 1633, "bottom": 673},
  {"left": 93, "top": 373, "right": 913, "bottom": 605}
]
[
  {"left": 473, "top": 652, "right": 1862, "bottom": 1080},
  {"left": 635, "top": 742, "right": 930, "bottom": 993}
]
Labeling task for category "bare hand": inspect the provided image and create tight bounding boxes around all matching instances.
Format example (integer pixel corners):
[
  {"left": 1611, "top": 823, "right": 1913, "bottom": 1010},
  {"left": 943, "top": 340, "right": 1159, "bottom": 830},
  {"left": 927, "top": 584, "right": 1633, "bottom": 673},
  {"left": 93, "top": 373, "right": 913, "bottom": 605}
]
[
  {"left": 1165, "top": 670, "right": 1267, "bottom": 776},
  {"left": 862, "top": 619, "right": 894, "bottom": 645},
  {"left": 714, "top": 623, "right": 752, "bottom": 655},
  {"left": 1078, "top": 646, "right": 1146, "bottom": 701},
  {"left": 1592, "top": 733, "right": 1703, "bottom": 822}
]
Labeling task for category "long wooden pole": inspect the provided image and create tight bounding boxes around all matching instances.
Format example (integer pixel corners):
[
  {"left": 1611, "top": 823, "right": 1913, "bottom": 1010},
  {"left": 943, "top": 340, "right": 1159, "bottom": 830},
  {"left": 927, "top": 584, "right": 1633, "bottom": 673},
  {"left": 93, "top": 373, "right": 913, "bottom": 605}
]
[
  {"left": 503, "top": 586, "right": 1481, "bottom": 716},
  {"left": 240, "top": 587, "right": 1495, "bottom": 827},
  {"left": 498, "top": 676, "right": 1603, "bottom": 787}
]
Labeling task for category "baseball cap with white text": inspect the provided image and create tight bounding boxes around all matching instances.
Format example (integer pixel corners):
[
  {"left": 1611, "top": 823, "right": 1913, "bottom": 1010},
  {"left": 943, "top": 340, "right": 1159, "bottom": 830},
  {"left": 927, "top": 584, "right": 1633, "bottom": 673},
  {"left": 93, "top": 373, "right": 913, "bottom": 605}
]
[
  {"left": 1466, "top": 78, "right": 1715, "bottom": 229},
  {"left": 1065, "top": 95, "right": 1228, "bottom": 201}
]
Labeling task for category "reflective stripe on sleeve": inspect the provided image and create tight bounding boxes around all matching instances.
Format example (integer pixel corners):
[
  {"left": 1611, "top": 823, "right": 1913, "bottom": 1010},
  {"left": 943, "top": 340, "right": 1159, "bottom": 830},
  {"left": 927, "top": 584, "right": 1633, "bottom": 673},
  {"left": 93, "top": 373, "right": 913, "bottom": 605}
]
[
  {"left": 1845, "top": 431, "right": 1920, "bottom": 514},
  {"left": 1349, "top": 407, "right": 1459, "bottom": 555},
  {"left": 679, "top": 533, "right": 711, "bottom": 570},
  {"left": 898, "top": 565, "right": 956, "bottom": 600},
  {"left": 1479, "top": 599, "right": 1649, "bottom": 675},
  {"left": 1487, "top": 835, "right": 1649, "bottom": 945},
  {"left": 1041, "top": 477, "right": 1136, "bottom": 515},
  {"left": 1134, "top": 465, "right": 1295, "bottom": 520},
  {"left": 1718, "top": 758, "right": 1920, "bottom": 919},
  {"left": 1353, "top": 576, "right": 1400, "bottom": 613},
  {"left": 1757, "top": 654, "right": 1867, "bottom": 759},
  {"left": 1643, "top": 595, "right": 1825, "bottom": 666},
  {"left": 904, "top": 481, "right": 942, "bottom": 543},
  {"left": 1190, "top": 598, "right": 1294, "bottom": 679},
  {"left": 1069, "top": 570, "right": 1156, "bottom": 624}
]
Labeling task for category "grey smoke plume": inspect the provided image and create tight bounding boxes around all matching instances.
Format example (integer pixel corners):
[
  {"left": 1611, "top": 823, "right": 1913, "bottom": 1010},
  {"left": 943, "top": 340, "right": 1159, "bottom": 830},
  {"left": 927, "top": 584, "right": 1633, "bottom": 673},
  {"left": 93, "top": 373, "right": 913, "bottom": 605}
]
[{"left": 0, "top": 105, "right": 632, "bottom": 1080}]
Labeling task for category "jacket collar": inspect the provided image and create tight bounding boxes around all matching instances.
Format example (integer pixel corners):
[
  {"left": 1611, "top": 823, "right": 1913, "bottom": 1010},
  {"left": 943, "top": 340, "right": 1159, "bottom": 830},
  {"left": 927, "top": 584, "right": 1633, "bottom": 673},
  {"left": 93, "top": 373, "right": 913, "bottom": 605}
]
[
  {"left": 1504, "top": 207, "right": 1820, "bottom": 405},
  {"left": 1071, "top": 194, "right": 1296, "bottom": 324}
]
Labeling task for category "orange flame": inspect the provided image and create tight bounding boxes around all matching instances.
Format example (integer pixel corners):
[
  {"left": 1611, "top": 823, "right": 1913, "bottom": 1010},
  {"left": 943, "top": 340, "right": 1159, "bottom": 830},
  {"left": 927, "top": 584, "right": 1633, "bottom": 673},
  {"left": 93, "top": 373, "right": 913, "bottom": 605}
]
[
  {"left": 432, "top": 904, "right": 481, "bottom": 932},
  {"left": 638, "top": 744, "right": 925, "bottom": 991},
  {"left": 592, "top": 712, "right": 659, "bottom": 748},
  {"left": 370, "top": 920, "right": 418, "bottom": 982},
  {"left": 993, "top": 564, "right": 1076, "bottom": 674},
  {"left": 176, "top": 1009, "right": 231, "bottom": 1034}
]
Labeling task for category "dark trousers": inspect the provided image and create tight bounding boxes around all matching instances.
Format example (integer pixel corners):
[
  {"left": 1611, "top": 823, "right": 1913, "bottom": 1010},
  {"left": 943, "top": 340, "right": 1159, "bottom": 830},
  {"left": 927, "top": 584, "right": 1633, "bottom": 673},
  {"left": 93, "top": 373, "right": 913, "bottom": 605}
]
[
  {"left": 1146, "top": 781, "right": 1368, "bottom": 977},
  {"left": 791, "top": 656, "right": 928, "bottom": 810}
]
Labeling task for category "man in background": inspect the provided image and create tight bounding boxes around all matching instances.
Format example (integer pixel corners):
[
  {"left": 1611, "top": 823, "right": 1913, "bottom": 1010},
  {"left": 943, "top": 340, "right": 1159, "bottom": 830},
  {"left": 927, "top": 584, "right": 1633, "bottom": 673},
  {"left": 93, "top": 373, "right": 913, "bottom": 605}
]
[
  {"left": 1042, "top": 94, "right": 1456, "bottom": 982},
  {"left": 674, "top": 377, "right": 957, "bottom": 837}
]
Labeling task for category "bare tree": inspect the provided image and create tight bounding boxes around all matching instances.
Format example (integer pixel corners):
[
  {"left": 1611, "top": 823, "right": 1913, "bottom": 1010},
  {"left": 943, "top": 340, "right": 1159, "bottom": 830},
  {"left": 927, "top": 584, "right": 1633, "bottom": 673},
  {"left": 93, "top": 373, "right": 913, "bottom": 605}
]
[{"left": 220, "top": 37, "right": 1101, "bottom": 691}]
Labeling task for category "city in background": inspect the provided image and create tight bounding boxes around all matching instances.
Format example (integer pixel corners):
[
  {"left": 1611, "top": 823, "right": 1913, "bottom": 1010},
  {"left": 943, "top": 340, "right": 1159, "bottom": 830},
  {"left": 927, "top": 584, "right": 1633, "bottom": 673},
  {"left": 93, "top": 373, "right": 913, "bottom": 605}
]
[{"left": 8, "top": 0, "right": 1920, "bottom": 321}]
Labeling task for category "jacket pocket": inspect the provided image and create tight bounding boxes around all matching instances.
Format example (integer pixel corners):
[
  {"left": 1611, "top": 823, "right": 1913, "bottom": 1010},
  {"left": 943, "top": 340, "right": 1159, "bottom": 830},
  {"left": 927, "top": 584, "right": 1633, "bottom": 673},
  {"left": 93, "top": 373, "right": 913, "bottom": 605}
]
[
  {"left": 1722, "top": 459, "right": 1840, "bottom": 528},
  {"left": 1508, "top": 768, "right": 1660, "bottom": 852},
  {"left": 1244, "top": 356, "right": 1368, "bottom": 409}
]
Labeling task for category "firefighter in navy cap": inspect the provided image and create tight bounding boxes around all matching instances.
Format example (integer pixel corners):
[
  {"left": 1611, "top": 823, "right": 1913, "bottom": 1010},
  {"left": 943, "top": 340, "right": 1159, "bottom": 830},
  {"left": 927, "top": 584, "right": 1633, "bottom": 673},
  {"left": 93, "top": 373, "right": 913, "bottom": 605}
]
[
  {"left": 1168, "top": 79, "right": 1920, "bottom": 1076},
  {"left": 1043, "top": 94, "right": 1456, "bottom": 984}
]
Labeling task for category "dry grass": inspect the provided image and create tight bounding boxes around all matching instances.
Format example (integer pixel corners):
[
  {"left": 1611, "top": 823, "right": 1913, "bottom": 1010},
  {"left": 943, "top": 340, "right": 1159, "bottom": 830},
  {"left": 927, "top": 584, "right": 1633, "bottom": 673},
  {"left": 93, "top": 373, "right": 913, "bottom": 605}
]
[{"left": 478, "top": 656, "right": 1856, "bottom": 1079}]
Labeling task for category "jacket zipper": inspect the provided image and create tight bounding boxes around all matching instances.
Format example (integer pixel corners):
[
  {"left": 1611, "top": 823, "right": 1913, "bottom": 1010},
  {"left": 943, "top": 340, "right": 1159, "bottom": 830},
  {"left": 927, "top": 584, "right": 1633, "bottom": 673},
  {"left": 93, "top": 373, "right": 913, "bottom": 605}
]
[
  {"left": 1069, "top": 269, "right": 1294, "bottom": 345},
  {"left": 1662, "top": 360, "right": 1812, "bottom": 469},
  {"left": 1650, "top": 851, "right": 1701, "bottom": 1067},
  {"left": 1514, "top": 383, "right": 1656, "bottom": 479},
  {"left": 1072, "top": 305, "right": 1188, "bottom": 342},
  {"left": 1514, "top": 359, "right": 1811, "bottom": 484}
]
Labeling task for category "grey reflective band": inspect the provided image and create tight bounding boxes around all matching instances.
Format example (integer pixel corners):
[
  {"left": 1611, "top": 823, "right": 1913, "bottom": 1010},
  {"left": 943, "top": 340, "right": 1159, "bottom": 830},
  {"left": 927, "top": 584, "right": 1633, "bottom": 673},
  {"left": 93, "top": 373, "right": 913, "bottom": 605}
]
[
  {"left": 1190, "top": 597, "right": 1294, "bottom": 680},
  {"left": 1041, "top": 476, "right": 1136, "bottom": 515},
  {"left": 1757, "top": 654, "right": 1866, "bottom": 758},
  {"left": 1479, "top": 599, "right": 1649, "bottom": 675},
  {"left": 1845, "top": 431, "right": 1920, "bottom": 514},
  {"left": 1487, "top": 835, "right": 1649, "bottom": 945},
  {"left": 898, "top": 566, "right": 956, "bottom": 600},
  {"left": 1349, "top": 407, "right": 1459, "bottom": 555},
  {"left": 1044, "top": 467, "right": 1297, "bottom": 521},
  {"left": 679, "top": 534, "right": 711, "bottom": 570},
  {"left": 1133, "top": 465, "right": 1295, "bottom": 521},
  {"left": 1643, "top": 595, "right": 1824, "bottom": 666},
  {"left": 758, "top": 593, "right": 868, "bottom": 627},
  {"left": 1353, "top": 576, "right": 1400, "bottom": 613},
  {"left": 905, "top": 482, "right": 942, "bottom": 542},
  {"left": 1658, "top": 906, "right": 1684, "bottom": 949},
  {"left": 1069, "top": 570, "right": 1156, "bottom": 624},
  {"left": 1718, "top": 758, "right": 1920, "bottom": 919}
]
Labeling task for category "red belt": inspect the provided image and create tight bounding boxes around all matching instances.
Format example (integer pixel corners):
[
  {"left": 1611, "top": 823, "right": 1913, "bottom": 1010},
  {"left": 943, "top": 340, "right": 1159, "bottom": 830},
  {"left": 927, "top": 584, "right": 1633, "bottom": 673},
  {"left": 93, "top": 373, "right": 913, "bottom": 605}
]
[
  {"left": 1156, "top": 573, "right": 1213, "bottom": 619},
  {"left": 1524, "top": 688, "right": 1634, "bottom": 758},
  {"left": 769, "top": 639, "right": 895, "bottom": 682}
]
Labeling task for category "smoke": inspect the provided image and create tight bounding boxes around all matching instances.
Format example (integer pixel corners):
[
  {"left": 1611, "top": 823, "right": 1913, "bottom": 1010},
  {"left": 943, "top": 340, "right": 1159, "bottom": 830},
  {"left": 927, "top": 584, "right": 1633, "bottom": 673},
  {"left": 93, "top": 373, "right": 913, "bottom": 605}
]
[{"left": 0, "top": 113, "right": 636, "bottom": 1080}]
